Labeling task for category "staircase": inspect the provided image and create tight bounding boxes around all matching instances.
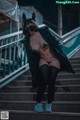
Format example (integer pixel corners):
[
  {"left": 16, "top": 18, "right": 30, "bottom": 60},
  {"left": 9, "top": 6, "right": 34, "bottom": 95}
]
[{"left": 0, "top": 57, "right": 80, "bottom": 120}]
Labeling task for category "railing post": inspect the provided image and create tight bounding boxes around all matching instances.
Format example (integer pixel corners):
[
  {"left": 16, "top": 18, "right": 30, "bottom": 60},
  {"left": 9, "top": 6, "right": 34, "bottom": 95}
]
[
  {"left": 9, "top": 19, "right": 13, "bottom": 33},
  {"left": 58, "top": 5, "right": 63, "bottom": 36}
]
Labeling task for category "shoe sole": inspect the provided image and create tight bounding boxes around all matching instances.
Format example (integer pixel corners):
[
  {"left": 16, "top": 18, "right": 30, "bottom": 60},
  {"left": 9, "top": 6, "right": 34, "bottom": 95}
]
[{"left": 34, "top": 110, "right": 44, "bottom": 113}]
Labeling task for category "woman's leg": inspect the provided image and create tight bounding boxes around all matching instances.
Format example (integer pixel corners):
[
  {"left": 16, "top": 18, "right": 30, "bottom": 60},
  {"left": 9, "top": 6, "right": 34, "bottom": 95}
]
[
  {"left": 48, "top": 66, "right": 59, "bottom": 103},
  {"left": 36, "top": 64, "right": 49, "bottom": 103}
]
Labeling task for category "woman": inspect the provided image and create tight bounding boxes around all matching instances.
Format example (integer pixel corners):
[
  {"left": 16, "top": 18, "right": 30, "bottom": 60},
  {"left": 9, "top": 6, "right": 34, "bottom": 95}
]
[{"left": 22, "top": 12, "right": 75, "bottom": 113}]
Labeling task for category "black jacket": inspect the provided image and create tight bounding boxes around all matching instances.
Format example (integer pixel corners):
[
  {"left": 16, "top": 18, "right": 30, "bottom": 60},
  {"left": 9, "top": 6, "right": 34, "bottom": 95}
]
[{"left": 23, "top": 26, "right": 75, "bottom": 89}]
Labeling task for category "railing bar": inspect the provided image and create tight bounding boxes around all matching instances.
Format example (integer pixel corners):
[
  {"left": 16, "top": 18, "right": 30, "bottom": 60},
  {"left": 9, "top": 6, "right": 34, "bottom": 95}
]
[
  {"left": 24, "top": 48, "right": 27, "bottom": 65},
  {"left": 49, "top": 28, "right": 61, "bottom": 39},
  {"left": 13, "top": 46, "right": 16, "bottom": 61},
  {"left": 3, "top": 48, "right": 6, "bottom": 77},
  {"left": 21, "top": 44, "right": 23, "bottom": 66},
  {"left": 12, "top": 37, "right": 17, "bottom": 72},
  {"left": 3, "top": 39, "right": 8, "bottom": 77},
  {"left": 8, "top": 37, "right": 13, "bottom": 74},
  {"left": 1, "top": 58, "right": 12, "bottom": 64},
  {"left": 67, "top": 44, "right": 80, "bottom": 58},
  {"left": 0, "top": 63, "right": 29, "bottom": 83},
  {"left": 19, "top": 45, "right": 22, "bottom": 67},
  {"left": 63, "top": 32, "right": 80, "bottom": 44},
  {"left": 0, "top": 52, "right": 1, "bottom": 76},
  {"left": 39, "top": 24, "right": 80, "bottom": 39},
  {"left": 0, "top": 37, "right": 25, "bottom": 49},
  {"left": 0, "top": 41, "right": 2, "bottom": 66},
  {"left": 0, "top": 24, "right": 80, "bottom": 86},
  {"left": 0, "top": 31, "right": 23, "bottom": 41},
  {"left": 20, "top": 44, "right": 24, "bottom": 66},
  {"left": 62, "top": 27, "right": 80, "bottom": 38}
]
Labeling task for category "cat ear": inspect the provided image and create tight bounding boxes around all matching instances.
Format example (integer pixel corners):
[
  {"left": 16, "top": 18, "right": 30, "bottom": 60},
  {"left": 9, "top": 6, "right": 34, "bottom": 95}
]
[
  {"left": 22, "top": 13, "right": 27, "bottom": 30},
  {"left": 32, "top": 12, "right": 36, "bottom": 21},
  {"left": 23, "top": 13, "right": 27, "bottom": 22}
]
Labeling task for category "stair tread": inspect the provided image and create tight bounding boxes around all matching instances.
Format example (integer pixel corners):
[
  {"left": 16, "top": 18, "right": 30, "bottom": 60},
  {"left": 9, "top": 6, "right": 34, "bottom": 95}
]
[
  {"left": 7, "top": 84, "right": 80, "bottom": 88},
  {"left": 21, "top": 73, "right": 80, "bottom": 78},
  {"left": 0, "top": 57, "right": 80, "bottom": 119},
  {"left": 16, "top": 78, "right": 80, "bottom": 82},
  {"left": 0, "top": 92, "right": 80, "bottom": 94},
  {"left": 0, "top": 100, "right": 80, "bottom": 104},
  {"left": 0, "top": 109, "right": 80, "bottom": 116}
]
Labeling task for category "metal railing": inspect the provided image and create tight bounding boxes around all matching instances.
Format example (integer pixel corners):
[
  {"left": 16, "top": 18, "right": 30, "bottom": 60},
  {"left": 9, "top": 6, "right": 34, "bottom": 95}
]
[
  {"left": 0, "top": 24, "right": 80, "bottom": 88},
  {"left": 40, "top": 24, "right": 80, "bottom": 43},
  {"left": 0, "top": 31, "right": 29, "bottom": 88},
  {"left": 48, "top": 26, "right": 80, "bottom": 58},
  {"left": 39, "top": 24, "right": 80, "bottom": 58}
]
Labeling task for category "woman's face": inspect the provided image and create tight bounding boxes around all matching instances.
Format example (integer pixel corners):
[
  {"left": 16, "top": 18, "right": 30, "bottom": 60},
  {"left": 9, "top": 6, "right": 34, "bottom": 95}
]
[
  {"left": 23, "top": 12, "right": 37, "bottom": 36},
  {"left": 25, "top": 21, "right": 38, "bottom": 36}
]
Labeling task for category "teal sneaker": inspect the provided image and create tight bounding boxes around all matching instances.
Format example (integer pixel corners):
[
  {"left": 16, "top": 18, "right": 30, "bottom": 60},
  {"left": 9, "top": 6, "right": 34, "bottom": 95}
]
[
  {"left": 34, "top": 103, "right": 44, "bottom": 113},
  {"left": 45, "top": 103, "right": 52, "bottom": 112}
]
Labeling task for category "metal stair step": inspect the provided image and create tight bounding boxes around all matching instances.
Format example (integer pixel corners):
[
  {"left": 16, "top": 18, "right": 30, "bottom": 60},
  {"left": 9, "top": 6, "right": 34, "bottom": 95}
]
[
  {"left": 0, "top": 57, "right": 80, "bottom": 120},
  {"left": 0, "top": 101, "right": 80, "bottom": 113},
  {"left": 20, "top": 73, "right": 80, "bottom": 80},
  {"left": 16, "top": 77, "right": 80, "bottom": 82},
  {"left": 69, "top": 57, "right": 80, "bottom": 61},
  {"left": 0, "top": 109, "right": 80, "bottom": 120},
  {"left": 9, "top": 78, "right": 80, "bottom": 86},
  {"left": 2, "top": 84, "right": 80, "bottom": 92},
  {"left": 1, "top": 85, "right": 80, "bottom": 92},
  {"left": 70, "top": 60, "right": 80, "bottom": 64},
  {"left": 0, "top": 92, "right": 80, "bottom": 101}
]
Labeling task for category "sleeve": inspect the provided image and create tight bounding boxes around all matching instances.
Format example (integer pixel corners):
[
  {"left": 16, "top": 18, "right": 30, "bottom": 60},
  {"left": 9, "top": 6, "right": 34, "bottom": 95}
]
[
  {"left": 44, "top": 26, "right": 64, "bottom": 53},
  {"left": 23, "top": 37, "right": 40, "bottom": 78}
]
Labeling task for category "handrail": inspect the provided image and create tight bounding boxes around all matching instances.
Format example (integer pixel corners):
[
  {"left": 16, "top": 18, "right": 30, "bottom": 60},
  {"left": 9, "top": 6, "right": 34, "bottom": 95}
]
[
  {"left": 0, "top": 63, "right": 29, "bottom": 83},
  {"left": 49, "top": 26, "right": 80, "bottom": 44},
  {"left": 38, "top": 24, "right": 80, "bottom": 45},
  {"left": 0, "top": 31, "right": 23, "bottom": 41},
  {"left": 0, "top": 37, "right": 24, "bottom": 49},
  {"left": 0, "top": 23, "right": 79, "bottom": 43},
  {"left": 0, "top": 23, "right": 80, "bottom": 88},
  {"left": 0, "top": 23, "right": 79, "bottom": 42},
  {"left": 61, "top": 27, "right": 80, "bottom": 38},
  {"left": 38, "top": 24, "right": 61, "bottom": 39},
  {"left": 0, "top": 30, "right": 27, "bottom": 88},
  {"left": 38, "top": 24, "right": 80, "bottom": 58},
  {"left": 67, "top": 44, "right": 80, "bottom": 58}
]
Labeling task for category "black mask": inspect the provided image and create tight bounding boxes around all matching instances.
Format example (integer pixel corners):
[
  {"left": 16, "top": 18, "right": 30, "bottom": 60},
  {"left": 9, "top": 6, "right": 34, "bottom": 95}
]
[{"left": 25, "top": 25, "right": 37, "bottom": 32}]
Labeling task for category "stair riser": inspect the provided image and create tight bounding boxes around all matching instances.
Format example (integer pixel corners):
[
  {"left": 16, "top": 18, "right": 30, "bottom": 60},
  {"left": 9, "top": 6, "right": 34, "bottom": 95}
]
[
  {"left": 0, "top": 94, "right": 80, "bottom": 101},
  {"left": 60, "top": 68, "right": 80, "bottom": 73},
  {"left": 56, "top": 80, "right": 80, "bottom": 85},
  {"left": 0, "top": 58, "right": 80, "bottom": 119},
  {"left": 4, "top": 85, "right": 80, "bottom": 92},
  {"left": 57, "top": 74, "right": 80, "bottom": 79},
  {"left": 9, "top": 80, "right": 80, "bottom": 86},
  {"left": 19, "top": 74, "right": 80, "bottom": 80},
  {"left": 16, "top": 76, "right": 80, "bottom": 82},
  {"left": 0, "top": 102, "right": 80, "bottom": 113},
  {"left": 23, "top": 68, "right": 80, "bottom": 76},
  {"left": 70, "top": 57, "right": 80, "bottom": 60},
  {"left": 8, "top": 86, "right": 80, "bottom": 92},
  {"left": 7, "top": 112, "right": 80, "bottom": 120},
  {"left": 19, "top": 67, "right": 80, "bottom": 75},
  {"left": 70, "top": 61, "right": 80, "bottom": 64},
  {"left": 1, "top": 86, "right": 80, "bottom": 92},
  {"left": 22, "top": 63, "right": 80, "bottom": 73}
]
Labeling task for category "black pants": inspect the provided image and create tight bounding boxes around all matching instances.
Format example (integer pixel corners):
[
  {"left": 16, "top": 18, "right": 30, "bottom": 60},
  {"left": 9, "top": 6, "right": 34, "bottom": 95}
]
[{"left": 36, "top": 64, "right": 59, "bottom": 103}]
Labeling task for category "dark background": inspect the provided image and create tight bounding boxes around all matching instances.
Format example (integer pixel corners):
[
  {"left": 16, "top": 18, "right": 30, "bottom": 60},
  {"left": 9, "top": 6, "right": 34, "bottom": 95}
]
[{"left": 17, "top": 0, "right": 80, "bottom": 34}]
